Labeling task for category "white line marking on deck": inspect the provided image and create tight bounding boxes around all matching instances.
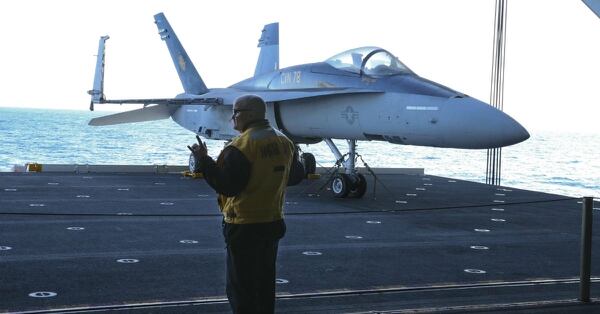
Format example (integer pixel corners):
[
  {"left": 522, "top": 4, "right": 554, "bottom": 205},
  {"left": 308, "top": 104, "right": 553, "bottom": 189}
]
[
  {"left": 0, "top": 246, "right": 12, "bottom": 251},
  {"left": 29, "top": 204, "right": 45, "bottom": 207},
  {"left": 117, "top": 259, "right": 139, "bottom": 263},
  {"left": 366, "top": 221, "right": 381, "bottom": 224},
  {"left": 464, "top": 269, "right": 487, "bottom": 274},
  {"left": 470, "top": 246, "right": 489, "bottom": 250},
  {"left": 29, "top": 292, "right": 57, "bottom": 298},
  {"left": 4, "top": 189, "right": 17, "bottom": 191},
  {"left": 67, "top": 227, "right": 85, "bottom": 231},
  {"left": 492, "top": 208, "right": 505, "bottom": 211},
  {"left": 302, "top": 251, "right": 322, "bottom": 256},
  {"left": 160, "top": 202, "right": 174, "bottom": 206},
  {"left": 276, "top": 278, "right": 289, "bottom": 284},
  {"left": 491, "top": 218, "right": 506, "bottom": 222},
  {"left": 180, "top": 240, "right": 199, "bottom": 244},
  {"left": 345, "top": 235, "right": 363, "bottom": 239},
  {"left": 474, "top": 229, "right": 490, "bottom": 232}
]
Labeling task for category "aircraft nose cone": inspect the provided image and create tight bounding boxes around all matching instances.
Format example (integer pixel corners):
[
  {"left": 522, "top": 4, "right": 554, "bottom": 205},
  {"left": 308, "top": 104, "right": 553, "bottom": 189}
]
[
  {"left": 444, "top": 98, "right": 530, "bottom": 148},
  {"left": 507, "top": 118, "right": 530, "bottom": 145},
  {"left": 487, "top": 106, "right": 530, "bottom": 147}
]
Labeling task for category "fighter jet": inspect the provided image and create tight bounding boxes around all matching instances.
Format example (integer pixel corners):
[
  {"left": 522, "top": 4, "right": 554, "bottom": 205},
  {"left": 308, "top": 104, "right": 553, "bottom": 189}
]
[{"left": 88, "top": 12, "right": 529, "bottom": 199}]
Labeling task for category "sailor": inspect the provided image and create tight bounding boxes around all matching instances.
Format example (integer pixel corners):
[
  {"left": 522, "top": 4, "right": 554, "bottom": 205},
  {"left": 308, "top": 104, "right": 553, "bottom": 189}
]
[{"left": 188, "top": 94, "right": 302, "bottom": 313}]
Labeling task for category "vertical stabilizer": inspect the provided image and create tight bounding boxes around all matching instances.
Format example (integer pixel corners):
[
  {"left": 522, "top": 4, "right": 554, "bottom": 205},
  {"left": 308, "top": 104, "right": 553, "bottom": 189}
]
[
  {"left": 154, "top": 12, "right": 208, "bottom": 95},
  {"left": 254, "top": 23, "right": 279, "bottom": 76}
]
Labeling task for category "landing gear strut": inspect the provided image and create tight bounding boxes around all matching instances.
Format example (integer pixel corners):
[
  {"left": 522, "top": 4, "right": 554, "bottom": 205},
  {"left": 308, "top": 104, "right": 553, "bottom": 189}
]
[{"left": 325, "top": 139, "right": 367, "bottom": 198}]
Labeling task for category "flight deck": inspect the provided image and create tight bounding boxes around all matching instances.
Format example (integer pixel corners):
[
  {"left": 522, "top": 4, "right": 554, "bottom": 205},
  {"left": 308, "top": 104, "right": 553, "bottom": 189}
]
[{"left": 1, "top": 168, "right": 599, "bottom": 313}]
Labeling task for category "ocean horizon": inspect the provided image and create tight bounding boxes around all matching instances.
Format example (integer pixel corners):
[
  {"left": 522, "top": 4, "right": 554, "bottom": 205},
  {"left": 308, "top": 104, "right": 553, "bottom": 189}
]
[{"left": 0, "top": 107, "right": 597, "bottom": 199}]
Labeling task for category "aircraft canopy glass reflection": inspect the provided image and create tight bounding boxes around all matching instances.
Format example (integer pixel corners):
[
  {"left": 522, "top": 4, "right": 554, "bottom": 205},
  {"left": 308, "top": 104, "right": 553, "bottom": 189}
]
[{"left": 325, "top": 46, "right": 413, "bottom": 76}]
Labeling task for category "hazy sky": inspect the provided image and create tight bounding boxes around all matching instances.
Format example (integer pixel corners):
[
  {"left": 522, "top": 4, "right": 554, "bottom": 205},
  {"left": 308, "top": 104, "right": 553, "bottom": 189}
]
[{"left": 0, "top": 0, "right": 598, "bottom": 133}]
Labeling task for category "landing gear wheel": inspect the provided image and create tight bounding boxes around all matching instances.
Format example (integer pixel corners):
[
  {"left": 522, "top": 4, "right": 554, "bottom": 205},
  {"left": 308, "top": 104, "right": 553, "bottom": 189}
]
[
  {"left": 188, "top": 153, "right": 200, "bottom": 173},
  {"left": 301, "top": 152, "right": 316, "bottom": 177},
  {"left": 348, "top": 173, "right": 367, "bottom": 198},
  {"left": 331, "top": 173, "right": 351, "bottom": 198}
]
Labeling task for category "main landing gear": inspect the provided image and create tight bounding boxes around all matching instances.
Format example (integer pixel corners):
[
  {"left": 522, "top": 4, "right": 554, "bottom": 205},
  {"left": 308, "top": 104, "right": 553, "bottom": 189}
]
[
  {"left": 325, "top": 139, "right": 367, "bottom": 198},
  {"left": 300, "top": 152, "right": 316, "bottom": 178}
]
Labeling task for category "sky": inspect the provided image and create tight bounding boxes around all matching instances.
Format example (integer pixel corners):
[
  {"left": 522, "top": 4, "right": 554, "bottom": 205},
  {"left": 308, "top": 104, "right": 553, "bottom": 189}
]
[{"left": 0, "top": 0, "right": 598, "bottom": 133}]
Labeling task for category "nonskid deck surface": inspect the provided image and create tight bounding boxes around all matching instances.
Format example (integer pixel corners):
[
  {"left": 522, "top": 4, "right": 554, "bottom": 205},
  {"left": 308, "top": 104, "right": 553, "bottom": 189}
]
[{"left": 1, "top": 172, "right": 599, "bottom": 313}]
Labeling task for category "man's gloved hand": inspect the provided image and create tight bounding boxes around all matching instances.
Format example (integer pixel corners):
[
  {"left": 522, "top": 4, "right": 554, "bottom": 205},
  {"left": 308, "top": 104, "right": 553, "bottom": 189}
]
[{"left": 187, "top": 135, "right": 208, "bottom": 160}]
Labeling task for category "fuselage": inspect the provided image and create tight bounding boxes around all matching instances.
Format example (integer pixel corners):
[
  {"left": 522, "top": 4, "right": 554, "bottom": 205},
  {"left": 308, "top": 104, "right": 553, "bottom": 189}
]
[{"left": 171, "top": 59, "right": 529, "bottom": 149}]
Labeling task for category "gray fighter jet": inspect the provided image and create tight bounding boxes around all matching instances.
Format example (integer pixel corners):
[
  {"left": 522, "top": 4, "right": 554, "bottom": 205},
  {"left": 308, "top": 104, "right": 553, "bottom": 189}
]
[{"left": 88, "top": 12, "right": 529, "bottom": 198}]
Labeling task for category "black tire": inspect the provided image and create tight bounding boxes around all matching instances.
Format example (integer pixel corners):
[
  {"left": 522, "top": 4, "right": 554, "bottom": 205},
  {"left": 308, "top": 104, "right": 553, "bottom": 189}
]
[
  {"left": 189, "top": 153, "right": 200, "bottom": 173},
  {"left": 348, "top": 173, "right": 367, "bottom": 198},
  {"left": 301, "top": 153, "right": 316, "bottom": 177},
  {"left": 331, "top": 173, "right": 351, "bottom": 198}
]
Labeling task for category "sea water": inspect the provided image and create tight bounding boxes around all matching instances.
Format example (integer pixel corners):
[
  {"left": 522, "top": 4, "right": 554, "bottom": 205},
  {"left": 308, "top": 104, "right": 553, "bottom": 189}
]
[{"left": 0, "top": 107, "right": 597, "bottom": 198}]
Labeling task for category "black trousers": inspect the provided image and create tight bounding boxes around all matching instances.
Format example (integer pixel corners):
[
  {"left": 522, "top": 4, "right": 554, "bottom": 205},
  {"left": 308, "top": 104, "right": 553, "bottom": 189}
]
[{"left": 223, "top": 219, "right": 286, "bottom": 314}]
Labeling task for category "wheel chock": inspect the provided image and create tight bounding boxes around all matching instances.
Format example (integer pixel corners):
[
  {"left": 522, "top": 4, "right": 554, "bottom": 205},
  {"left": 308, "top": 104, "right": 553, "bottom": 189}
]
[
  {"left": 182, "top": 171, "right": 204, "bottom": 179},
  {"left": 307, "top": 173, "right": 321, "bottom": 180},
  {"left": 26, "top": 163, "right": 43, "bottom": 172}
]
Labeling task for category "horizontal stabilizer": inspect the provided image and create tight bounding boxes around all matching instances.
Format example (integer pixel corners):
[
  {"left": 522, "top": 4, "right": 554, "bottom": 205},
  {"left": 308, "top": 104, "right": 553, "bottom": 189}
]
[{"left": 88, "top": 105, "right": 174, "bottom": 126}]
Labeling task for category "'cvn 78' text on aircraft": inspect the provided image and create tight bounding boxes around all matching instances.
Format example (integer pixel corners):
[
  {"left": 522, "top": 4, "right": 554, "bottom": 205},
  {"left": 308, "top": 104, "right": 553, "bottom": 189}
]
[{"left": 88, "top": 12, "right": 529, "bottom": 199}]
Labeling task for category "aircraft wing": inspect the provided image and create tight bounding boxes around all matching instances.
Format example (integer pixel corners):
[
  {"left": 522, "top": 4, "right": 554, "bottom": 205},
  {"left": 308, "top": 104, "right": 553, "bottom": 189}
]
[
  {"left": 94, "top": 87, "right": 381, "bottom": 107},
  {"left": 200, "top": 87, "right": 383, "bottom": 105},
  {"left": 87, "top": 88, "right": 381, "bottom": 126},
  {"left": 96, "top": 97, "right": 223, "bottom": 106}
]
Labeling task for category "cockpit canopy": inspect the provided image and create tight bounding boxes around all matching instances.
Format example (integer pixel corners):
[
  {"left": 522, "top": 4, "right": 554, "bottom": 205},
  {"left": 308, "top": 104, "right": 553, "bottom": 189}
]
[{"left": 325, "top": 46, "right": 413, "bottom": 76}]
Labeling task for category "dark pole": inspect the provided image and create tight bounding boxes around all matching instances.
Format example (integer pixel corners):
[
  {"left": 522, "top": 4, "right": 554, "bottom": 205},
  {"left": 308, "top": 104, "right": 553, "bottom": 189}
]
[
  {"left": 579, "top": 196, "right": 594, "bottom": 302},
  {"left": 486, "top": 0, "right": 507, "bottom": 186}
]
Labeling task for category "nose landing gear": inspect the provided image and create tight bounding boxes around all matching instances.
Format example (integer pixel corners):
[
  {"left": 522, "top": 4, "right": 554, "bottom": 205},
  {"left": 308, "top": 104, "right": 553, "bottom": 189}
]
[
  {"left": 325, "top": 139, "right": 369, "bottom": 199},
  {"left": 331, "top": 172, "right": 367, "bottom": 198}
]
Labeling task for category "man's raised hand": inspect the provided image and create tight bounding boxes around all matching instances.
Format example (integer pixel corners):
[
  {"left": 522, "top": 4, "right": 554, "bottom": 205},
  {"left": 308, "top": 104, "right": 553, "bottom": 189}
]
[{"left": 187, "top": 135, "right": 208, "bottom": 158}]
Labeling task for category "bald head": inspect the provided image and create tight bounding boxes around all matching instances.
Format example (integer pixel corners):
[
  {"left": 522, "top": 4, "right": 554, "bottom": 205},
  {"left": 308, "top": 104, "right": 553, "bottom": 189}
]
[
  {"left": 234, "top": 94, "right": 266, "bottom": 116},
  {"left": 232, "top": 95, "right": 267, "bottom": 132}
]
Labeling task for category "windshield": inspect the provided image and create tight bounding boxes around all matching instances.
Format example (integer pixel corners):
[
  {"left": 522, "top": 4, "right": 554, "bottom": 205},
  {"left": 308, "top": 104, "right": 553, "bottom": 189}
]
[{"left": 325, "top": 46, "right": 413, "bottom": 76}]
